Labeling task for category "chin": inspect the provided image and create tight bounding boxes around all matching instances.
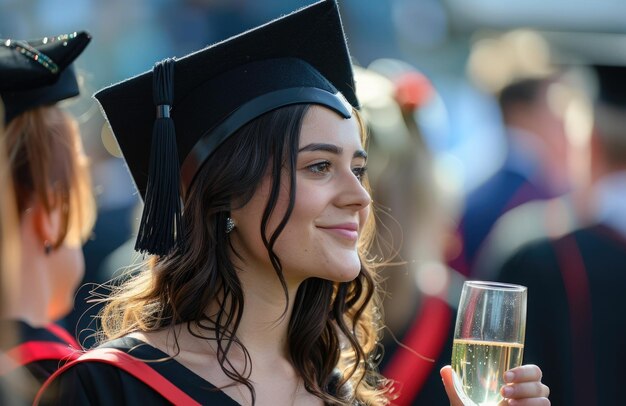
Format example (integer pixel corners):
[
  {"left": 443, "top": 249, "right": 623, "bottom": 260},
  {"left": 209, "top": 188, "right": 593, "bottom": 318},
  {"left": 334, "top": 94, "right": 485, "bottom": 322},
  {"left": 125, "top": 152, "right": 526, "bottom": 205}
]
[{"left": 330, "top": 260, "right": 362, "bottom": 282}]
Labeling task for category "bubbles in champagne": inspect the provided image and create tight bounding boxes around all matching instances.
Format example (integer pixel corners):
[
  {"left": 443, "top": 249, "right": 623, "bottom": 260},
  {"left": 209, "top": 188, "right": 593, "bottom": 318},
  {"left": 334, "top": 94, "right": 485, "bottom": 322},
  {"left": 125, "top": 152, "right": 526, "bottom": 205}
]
[{"left": 451, "top": 339, "right": 524, "bottom": 406}]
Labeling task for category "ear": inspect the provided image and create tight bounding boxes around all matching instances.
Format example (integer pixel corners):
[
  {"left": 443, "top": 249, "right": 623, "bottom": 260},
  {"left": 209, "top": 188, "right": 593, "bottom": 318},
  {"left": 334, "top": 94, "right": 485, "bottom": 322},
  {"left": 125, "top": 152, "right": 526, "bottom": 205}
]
[{"left": 32, "top": 200, "right": 62, "bottom": 246}]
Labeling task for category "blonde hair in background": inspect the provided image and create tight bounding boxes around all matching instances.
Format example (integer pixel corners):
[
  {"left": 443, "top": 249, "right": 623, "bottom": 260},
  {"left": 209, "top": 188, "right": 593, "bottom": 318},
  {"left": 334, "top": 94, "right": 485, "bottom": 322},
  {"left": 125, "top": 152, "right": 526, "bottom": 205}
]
[
  {"left": 467, "top": 29, "right": 555, "bottom": 94},
  {"left": 4, "top": 106, "right": 95, "bottom": 249}
]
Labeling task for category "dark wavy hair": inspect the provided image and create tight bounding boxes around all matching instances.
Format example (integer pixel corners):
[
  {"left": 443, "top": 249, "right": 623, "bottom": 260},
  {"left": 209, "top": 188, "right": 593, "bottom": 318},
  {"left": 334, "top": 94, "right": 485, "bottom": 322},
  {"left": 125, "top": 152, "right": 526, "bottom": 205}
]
[{"left": 99, "top": 104, "right": 389, "bottom": 405}]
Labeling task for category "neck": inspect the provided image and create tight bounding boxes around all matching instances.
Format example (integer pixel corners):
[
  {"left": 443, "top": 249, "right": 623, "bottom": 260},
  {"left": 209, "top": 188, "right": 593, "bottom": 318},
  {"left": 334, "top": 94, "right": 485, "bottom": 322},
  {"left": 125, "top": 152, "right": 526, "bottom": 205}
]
[
  {"left": 1, "top": 219, "right": 50, "bottom": 327},
  {"left": 217, "top": 263, "right": 301, "bottom": 362},
  {"left": 239, "top": 281, "right": 297, "bottom": 359},
  {"left": 130, "top": 261, "right": 316, "bottom": 405}
]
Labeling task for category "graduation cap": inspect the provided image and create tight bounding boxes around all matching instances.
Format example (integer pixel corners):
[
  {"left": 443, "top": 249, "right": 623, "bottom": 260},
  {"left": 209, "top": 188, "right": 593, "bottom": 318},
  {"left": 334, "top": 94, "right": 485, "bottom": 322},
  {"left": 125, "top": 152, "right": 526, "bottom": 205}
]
[
  {"left": 0, "top": 31, "right": 91, "bottom": 123},
  {"left": 95, "top": 0, "right": 359, "bottom": 256},
  {"left": 592, "top": 65, "right": 626, "bottom": 108},
  {"left": 541, "top": 32, "right": 626, "bottom": 107}
]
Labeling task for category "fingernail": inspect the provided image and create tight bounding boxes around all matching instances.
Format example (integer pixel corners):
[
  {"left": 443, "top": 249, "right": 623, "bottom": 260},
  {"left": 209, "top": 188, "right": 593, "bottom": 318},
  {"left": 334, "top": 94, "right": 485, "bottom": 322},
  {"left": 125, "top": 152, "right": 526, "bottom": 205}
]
[
  {"left": 501, "top": 385, "right": 513, "bottom": 397},
  {"left": 504, "top": 371, "right": 515, "bottom": 383}
]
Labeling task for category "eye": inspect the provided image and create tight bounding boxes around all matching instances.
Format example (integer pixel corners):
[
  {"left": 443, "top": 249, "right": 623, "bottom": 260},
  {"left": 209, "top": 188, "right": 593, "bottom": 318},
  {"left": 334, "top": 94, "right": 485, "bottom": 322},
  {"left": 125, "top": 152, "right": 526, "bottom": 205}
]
[
  {"left": 307, "top": 161, "right": 331, "bottom": 174},
  {"left": 352, "top": 166, "right": 368, "bottom": 182}
]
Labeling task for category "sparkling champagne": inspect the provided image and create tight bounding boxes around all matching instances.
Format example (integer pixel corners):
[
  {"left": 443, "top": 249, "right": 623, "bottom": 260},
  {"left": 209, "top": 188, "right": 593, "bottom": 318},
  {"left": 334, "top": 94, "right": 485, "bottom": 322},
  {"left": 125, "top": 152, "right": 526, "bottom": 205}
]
[{"left": 451, "top": 338, "right": 524, "bottom": 406}]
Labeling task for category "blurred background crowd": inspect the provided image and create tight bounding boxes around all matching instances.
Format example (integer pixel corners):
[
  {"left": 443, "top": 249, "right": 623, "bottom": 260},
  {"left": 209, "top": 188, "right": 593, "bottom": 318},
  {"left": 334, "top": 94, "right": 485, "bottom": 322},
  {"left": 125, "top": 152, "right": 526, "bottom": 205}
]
[{"left": 2, "top": 0, "right": 626, "bottom": 405}]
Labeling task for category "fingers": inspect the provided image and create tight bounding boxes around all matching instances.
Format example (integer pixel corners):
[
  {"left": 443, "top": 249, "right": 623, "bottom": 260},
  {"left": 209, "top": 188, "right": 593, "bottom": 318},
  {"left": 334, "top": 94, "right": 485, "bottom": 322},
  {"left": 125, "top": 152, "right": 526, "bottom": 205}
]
[
  {"left": 501, "top": 364, "right": 550, "bottom": 406},
  {"left": 505, "top": 399, "right": 550, "bottom": 406},
  {"left": 501, "top": 381, "right": 550, "bottom": 399},
  {"left": 440, "top": 366, "right": 465, "bottom": 406},
  {"left": 503, "top": 365, "right": 542, "bottom": 383},
  {"left": 440, "top": 364, "right": 550, "bottom": 406}
]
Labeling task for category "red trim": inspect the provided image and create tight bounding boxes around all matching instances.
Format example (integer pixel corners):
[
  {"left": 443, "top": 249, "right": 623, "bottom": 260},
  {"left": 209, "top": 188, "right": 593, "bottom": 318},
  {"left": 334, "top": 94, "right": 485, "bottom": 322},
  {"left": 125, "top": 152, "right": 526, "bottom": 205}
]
[
  {"left": 34, "top": 348, "right": 201, "bottom": 405},
  {"left": 553, "top": 235, "right": 597, "bottom": 406},
  {"left": 0, "top": 341, "right": 80, "bottom": 376},
  {"left": 383, "top": 296, "right": 452, "bottom": 405},
  {"left": 45, "top": 324, "right": 80, "bottom": 348}
]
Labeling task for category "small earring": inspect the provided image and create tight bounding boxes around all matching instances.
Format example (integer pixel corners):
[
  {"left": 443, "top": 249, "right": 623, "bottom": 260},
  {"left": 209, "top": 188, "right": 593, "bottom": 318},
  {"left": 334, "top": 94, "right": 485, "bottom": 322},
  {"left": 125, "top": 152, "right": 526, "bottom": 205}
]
[
  {"left": 44, "top": 241, "right": 52, "bottom": 255},
  {"left": 225, "top": 217, "right": 235, "bottom": 234}
]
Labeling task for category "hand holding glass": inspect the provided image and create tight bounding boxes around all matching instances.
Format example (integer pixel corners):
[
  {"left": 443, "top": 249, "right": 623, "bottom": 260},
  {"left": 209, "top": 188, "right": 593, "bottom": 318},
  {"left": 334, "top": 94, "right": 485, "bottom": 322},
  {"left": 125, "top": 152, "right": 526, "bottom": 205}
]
[{"left": 451, "top": 281, "right": 527, "bottom": 405}]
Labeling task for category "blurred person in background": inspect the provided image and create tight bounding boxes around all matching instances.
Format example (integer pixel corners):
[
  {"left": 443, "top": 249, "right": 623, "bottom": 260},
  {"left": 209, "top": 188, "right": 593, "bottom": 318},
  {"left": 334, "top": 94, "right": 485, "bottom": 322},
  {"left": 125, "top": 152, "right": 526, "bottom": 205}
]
[
  {"left": 472, "top": 68, "right": 594, "bottom": 281},
  {"left": 0, "top": 31, "right": 96, "bottom": 403},
  {"left": 355, "top": 60, "right": 460, "bottom": 406},
  {"left": 445, "top": 29, "right": 574, "bottom": 278},
  {"left": 0, "top": 99, "right": 30, "bottom": 406},
  {"left": 449, "top": 72, "right": 573, "bottom": 277},
  {"left": 497, "top": 63, "right": 626, "bottom": 406}
]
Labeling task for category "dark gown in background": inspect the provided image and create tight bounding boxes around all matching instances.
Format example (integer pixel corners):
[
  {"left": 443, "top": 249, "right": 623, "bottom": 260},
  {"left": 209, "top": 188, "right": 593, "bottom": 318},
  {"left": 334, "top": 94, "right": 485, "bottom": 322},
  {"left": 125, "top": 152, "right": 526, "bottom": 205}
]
[
  {"left": 0, "top": 321, "right": 79, "bottom": 405},
  {"left": 450, "top": 166, "right": 554, "bottom": 277},
  {"left": 498, "top": 224, "right": 626, "bottom": 406}
]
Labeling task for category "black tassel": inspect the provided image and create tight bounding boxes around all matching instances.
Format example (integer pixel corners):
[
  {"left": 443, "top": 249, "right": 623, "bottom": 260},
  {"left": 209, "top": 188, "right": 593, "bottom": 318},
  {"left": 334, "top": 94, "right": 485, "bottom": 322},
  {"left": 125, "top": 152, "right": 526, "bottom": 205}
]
[{"left": 134, "top": 58, "right": 183, "bottom": 256}]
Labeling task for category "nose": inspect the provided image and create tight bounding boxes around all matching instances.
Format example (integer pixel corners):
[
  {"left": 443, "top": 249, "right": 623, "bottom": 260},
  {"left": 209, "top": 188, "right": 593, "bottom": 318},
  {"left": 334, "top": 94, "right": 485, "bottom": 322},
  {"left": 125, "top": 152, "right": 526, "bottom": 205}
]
[{"left": 337, "top": 170, "right": 371, "bottom": 210}]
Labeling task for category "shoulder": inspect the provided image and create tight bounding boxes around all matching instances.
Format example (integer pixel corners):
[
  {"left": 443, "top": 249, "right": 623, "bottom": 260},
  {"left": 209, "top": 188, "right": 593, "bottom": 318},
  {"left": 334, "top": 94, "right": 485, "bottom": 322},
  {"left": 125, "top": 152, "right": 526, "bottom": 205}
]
[
  {"left": 504, "top": 236, "right": 557, "bottom": 267},
  {"left": 36, "top": 360, "right": 171, "bottom": 405},
  {"left": 1, "top": 321, "right": 80, "bottom": 382},
  {"left": 2, "top": 321, "right": 75, "bottom": 350},
  {"left": 497, "top": 235, "right": 560, "bottom": 286},
  {"left": 570, "top": 224, "right": 626, "bottom": 249},
  {"left": 36, "top": 337, "right": 172, "bottom": 405},
  {"left": 36, "top": 357, "right": 134, "bottom": 405},
  {"left": 99, "top": 335, "right": 167, "bottom": 358},
  {"left": 498, "top": 225, "right": 604, "bottom": 287},
  {"left": 465, "top": 169, "right": 527, "bottom": 205}
]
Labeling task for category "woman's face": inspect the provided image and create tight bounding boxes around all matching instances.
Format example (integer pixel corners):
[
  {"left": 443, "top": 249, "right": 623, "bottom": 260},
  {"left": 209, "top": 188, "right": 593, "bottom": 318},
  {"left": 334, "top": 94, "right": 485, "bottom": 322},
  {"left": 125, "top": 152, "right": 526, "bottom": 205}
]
[{"left": 230, "top": 105, "right": 371, "bottom": 284}]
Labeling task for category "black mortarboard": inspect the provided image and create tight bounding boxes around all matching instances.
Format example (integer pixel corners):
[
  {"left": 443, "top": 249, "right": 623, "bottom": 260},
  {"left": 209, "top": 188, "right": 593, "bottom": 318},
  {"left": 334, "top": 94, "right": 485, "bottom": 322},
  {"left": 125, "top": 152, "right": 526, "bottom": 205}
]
[
  {"left": 593, "top": 65, "right": 626, "bottom": 108},
  {"left": 544, "top": 32, "right": 626, "bottom": 108},
  {"left": 95, "top": 0, "right": 358, "bottom": 255},
  {"left": 0, "top": 31, "right": 91, "bottom": 123}
]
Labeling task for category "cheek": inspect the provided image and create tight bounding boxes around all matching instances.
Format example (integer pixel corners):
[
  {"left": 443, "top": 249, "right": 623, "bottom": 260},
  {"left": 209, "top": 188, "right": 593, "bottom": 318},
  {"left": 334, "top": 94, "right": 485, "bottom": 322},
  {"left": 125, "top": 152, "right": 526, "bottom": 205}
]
[
  {"left": 54, "top": 247, "right": 85, "bottom": 283},
  {"left": 271, "top": 182, "right": 321, "bottom": 233},
  {"left": 358, "top": 205, "right": 371, "bottom": 235},
  {"left": 239, "top": 175, "right": 294, "bottom": 232}
]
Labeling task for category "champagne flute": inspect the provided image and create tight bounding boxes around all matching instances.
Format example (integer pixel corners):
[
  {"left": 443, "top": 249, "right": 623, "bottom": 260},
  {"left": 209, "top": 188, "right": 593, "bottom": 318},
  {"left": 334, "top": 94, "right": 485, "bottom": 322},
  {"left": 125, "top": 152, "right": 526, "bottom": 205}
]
[{"left": 451, "top": 281, "right": 527, "bottom": 405}]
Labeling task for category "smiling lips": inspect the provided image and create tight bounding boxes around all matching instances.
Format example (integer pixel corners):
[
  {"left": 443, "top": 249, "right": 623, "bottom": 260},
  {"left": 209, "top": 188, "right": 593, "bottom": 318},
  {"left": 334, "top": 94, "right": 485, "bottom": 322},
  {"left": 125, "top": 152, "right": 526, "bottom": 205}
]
[{"left": 317, "top": 223, "right": 359, "bottom": 241}]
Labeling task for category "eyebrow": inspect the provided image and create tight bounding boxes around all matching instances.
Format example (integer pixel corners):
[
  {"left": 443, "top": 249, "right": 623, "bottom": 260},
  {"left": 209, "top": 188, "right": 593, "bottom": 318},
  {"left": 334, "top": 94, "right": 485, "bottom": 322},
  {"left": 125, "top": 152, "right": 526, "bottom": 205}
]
[{"left": 298, "top": 143, "right": 367, "bottom": 159}]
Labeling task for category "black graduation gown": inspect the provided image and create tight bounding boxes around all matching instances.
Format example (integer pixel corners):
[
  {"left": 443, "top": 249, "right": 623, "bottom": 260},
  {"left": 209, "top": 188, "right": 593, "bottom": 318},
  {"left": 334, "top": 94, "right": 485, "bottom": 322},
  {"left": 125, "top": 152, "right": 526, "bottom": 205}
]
[
  {"left": 37, "top": 336, "right": 242, "bottom": 405},
  {"left": 498, "top": 224, "right": 626, "bottom": 406},
  {"left": 0, "top": 321, "right": 79, "bottom": 405}
]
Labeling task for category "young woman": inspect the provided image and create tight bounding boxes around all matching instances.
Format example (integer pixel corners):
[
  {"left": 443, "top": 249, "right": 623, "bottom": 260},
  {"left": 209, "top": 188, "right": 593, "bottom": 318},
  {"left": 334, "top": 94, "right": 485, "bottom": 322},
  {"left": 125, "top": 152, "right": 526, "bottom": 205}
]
[
  {"left": 0, "top": 31, "right": 96, "bottom": 402},
  {"left": 37, "top": 2, "right": 549, "bottom": 405}
]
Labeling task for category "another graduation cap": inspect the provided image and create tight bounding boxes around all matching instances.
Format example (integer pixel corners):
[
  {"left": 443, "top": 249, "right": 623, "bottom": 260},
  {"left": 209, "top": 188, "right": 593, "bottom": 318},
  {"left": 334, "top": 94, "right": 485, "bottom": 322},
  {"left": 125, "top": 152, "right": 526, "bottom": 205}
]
[
  {"left": 95, "top": 0, "right": 358, "bottom": 256},
  {"left": 593, "top": 65, "right": 626, "bottom": 108},
  {"left": 0, "top": 31, "right": 91, "bottom": 123},
  {"left": 544, "top": 31, "right": 626, "bottom": 107}
]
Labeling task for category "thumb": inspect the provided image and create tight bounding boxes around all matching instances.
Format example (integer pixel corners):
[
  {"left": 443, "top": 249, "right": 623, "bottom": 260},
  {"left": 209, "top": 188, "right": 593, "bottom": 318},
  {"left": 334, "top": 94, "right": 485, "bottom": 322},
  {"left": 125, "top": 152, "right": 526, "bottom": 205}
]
[{"left": 440, "top": 366, "right": 477, "bottom": 406}]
